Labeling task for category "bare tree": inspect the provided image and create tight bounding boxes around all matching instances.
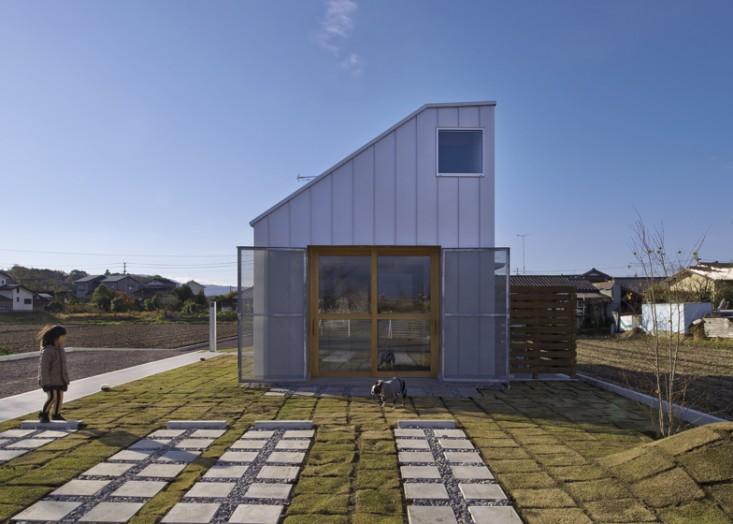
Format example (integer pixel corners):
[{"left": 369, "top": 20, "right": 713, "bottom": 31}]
[{"left": 632, "top": 215, "right": 705, "bottom": 436}]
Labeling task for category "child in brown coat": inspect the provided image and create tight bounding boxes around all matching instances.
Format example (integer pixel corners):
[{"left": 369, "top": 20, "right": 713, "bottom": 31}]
[{"left": 37, "top": 325, "right": 70, "bottom": 423}]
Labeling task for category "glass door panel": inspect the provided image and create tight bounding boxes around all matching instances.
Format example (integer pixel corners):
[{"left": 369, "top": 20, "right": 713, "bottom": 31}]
[
  {"left": 319, "top": 319, "right": 371, "bottom": 372},
  {"left": 377, "top": 319, "right": 431, "bottom": 371},
  {"left": 319, "top": 255, "right": 371, "bottom": 313},
  {"left": 377, "top": 256, "right": 431, "bottom": 313}
]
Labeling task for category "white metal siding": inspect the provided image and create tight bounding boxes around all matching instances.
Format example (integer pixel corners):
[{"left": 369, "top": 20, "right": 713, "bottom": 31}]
[{"left": 252, "top": 104, "right": 495, "bottom": 248}]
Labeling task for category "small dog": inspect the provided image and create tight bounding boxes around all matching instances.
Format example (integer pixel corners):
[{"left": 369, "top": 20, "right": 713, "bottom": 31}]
[
  {"left": 371, "top": 377, "right": 407, "bottom": 407},
  {"left": 377, "top": 350, "right": 396, "bottom": 370}
]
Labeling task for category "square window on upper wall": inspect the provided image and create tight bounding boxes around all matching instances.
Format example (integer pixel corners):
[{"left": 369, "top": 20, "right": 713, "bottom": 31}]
[{"left": 437, "top": 129, "right": 483, "bottom": 176}]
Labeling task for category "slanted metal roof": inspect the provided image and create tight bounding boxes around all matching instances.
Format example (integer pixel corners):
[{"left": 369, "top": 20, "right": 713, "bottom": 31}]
[{"left": 249, "top": 101, "right": 496, "bottom": 227}]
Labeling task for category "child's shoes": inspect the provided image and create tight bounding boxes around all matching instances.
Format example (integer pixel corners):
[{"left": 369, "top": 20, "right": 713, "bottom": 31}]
[
  {"left": 52, "top": 413, "right": 66, "bottom": 421},
  {"left": 39, "top": 412, "right": 50, "bottom": 423}
]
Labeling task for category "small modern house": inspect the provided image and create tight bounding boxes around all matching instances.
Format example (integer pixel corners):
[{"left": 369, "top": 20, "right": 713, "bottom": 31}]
[{"left": 238, "top": 101, "right": 509, "bottom": 382}]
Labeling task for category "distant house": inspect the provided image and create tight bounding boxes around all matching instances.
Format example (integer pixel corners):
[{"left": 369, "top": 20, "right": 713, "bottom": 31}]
[
  {"left": 511, "top": 274, "right": 611, "bottom": 329},
  {"left": 670, "top": 261, "right": 733, "bottom": 304},
  {"left": 186, "top": 281, "right": 205, "bottom": 295},
  {"left": 100, "top": 274, "right": 141, "bottom": 295},
  {"left": 0, "top": 272, "right": 35, "bottom": 312},
  {"left": 138, "top": 278, "right": 177, "bottom": 299},
  {"left": 74, "top": 275, "right": 106, "bottom": 299}
]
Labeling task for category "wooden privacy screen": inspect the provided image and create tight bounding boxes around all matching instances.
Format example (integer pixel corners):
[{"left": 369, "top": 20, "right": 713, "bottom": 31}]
[{"left": 510, "top": 286, "right": 577, "bottom": 376}]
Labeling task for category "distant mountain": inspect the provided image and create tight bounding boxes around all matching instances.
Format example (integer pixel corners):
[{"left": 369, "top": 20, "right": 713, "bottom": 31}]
[{"left": 204, "top": 284, "right": 235, "bottom": 297}]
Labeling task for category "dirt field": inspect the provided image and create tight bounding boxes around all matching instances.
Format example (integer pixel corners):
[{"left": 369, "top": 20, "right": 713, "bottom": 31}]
[
  {"left": 0, "top": 349, "right": 207, "bottom": 398},
  {"left": 577, "top": 335, "right": 733, "bottom": 420},
  {"left": 0, "top": 322, "right": 237, "bottom": 354}
]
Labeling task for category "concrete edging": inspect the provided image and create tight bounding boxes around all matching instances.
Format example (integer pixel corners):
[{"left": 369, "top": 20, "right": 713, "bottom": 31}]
[
  {"left": 577, "top": 373, "right": 728, "bottom": 426},
  {"left": 397, "top": 419, "right": 456, "bottom": 429}
]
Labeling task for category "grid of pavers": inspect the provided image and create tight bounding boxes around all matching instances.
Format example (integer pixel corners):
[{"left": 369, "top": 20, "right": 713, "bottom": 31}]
[
  {"left": 0, "top": 426, "right": 77, "bottom": 464},
  {"left": 11, "top": 422, "right": 224, "bottom": 522},
  {"left": 162, "top": 421, "right": 315, "bottom": 524},
  {"left": 396, "top": 421, "right": 522, "bottom": 524}
]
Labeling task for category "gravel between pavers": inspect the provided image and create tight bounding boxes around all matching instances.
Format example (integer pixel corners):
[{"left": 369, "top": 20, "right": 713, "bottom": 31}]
[
  {"left": 42, "top": 427, "right": 209, "bottom": 523},
  {"left": 401, "top": 428, "right": 512, "bottom": 524},
  {"left": 188, "top": 428, "right": 311, "bottom": 524},
  {"left": 0, "top": 350, "right": 195, "bottom": 398}
]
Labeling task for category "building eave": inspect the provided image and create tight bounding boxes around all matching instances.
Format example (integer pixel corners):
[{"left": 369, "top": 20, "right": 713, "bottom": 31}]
[{"left": 248, "top": 101, "right": 496, "bottom": 227}]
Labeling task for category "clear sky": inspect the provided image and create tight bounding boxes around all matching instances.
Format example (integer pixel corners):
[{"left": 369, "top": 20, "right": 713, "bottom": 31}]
[{"left": 1, "top": 1, "right": 731, "bottom": 284}]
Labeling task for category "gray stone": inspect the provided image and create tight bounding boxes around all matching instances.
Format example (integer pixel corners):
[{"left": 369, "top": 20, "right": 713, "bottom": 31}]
[
  {"left": 438, "top": 438, "right": 474, "bottom": 450},
  {"left": 111, "top": 480, "right": 167, "bottom": 498},
  {"left": 282, "top": 429, "right": 314, "bottom": 438},
  {"left": 400, "top": 465, "right": 441, "bottom": 479},
  {"left": 468, "top": 506, "right": 522, "bottom": 524},
  {"left": 397, "top": 438, "right": 430, "bottom": 450},
  {"left": 406, "top": 505, "right": 457, "bottom": 524},
  {"left": 167, "top": 420, "right": 227, "bottom": 429},
  {"left": 149, "top": 429, "right": 186, "bottom": 438},
  {"left": 450, "top": 465, "right": 493, "bottom": 480},
  {"left": 109, "top": 449, "right": 154, "bottom": 462},
  {"left": 162, "top": 502, "right": 220, "bottom": 523},
  {"left": 191, "top": 429, "right": 226, "bottom": 438},
  {"left": 254, "top": 420, "right": 313, "bottom": 430},
  {"left": 219, "top": 451, "right": 258, "bottom": 463},
  {"left": 7, "top": 439, "right": 51, "bottom": 449},
  {"left": 459, "top": 483, "right": 506, "bottom": 500},
  {"left": 394, "top": 428, "right": 425, "bottom": 438},
  {"left": 231, "top": 439, "right": 268, "bottom": 450},
  {"left": 398, "top": 451, "right": 435, "bottom": 464},
  {"left": 264, "top": 391, "right": 285, "bottom": 397},
  {"left": 137, "top": 463, "right": 186, "bottom": 479},
  {"left": 0, "top": 429, "right": 35, "bottom": 438},
  {"left": 0, "top": 449, "right": 27, "bottom": 462},
  {"left": 35, "top": 430, "right": 70, "bottom": 438},
  {"left": 443, "top": 451, "right": 483, "bottom": 463},
  {"left": 52, "top": 479, "right": 110, "bottom": 496},
  {"left": 240, "top": 430, "right": 274, "bottom": 439},
  {"left": 404, "top": 482, "right": 449, "bottom": 500},
  {"left": 244, "top": 483, "right": 292, "bottom": 500},
  {"left": 275, "top": 439, "right": 309, "bottom": 450},
  {"left": 185, "top": 482, "right": 236, "bottom": 498},
  {"left": 267, "top": 451, "right": 305, "bottom": 464},
  {"left": 157, "top": 449, "right": 201, "bottom": 463},
  {"left": 84, "top": 462, "right": 134, "bottom": 477},
  {"left": 0, "top": 439, "right": 8, "bottom": 447},
  {"left": 257, "top": 465, "right": 299, "bottom": 481},
  {"left": 433, "top": 429, "right": 466, "bottom": 438},
  {"left": 21, "top": 419, "right": 81, "bottom": 430},
  {"left": 398, "top": 419, "right": 456, "bottom": 429},
  {"left": 228, "top": 504, "right": 283, "bottom": 524},
  {"left": 11, "top": 500, "right": 81, "bottom": 521},
  {"left": 203, "top": 464, "right": 249, "bottom": 479},
  {"left": 176, "top": 438, "right": 214, "bottom": 450},
  {"left": 130, "top": 438, "right": 171, "bottom": 450},
  {"left": 79, "top": 502, "right": 144, "bottom": 522}
]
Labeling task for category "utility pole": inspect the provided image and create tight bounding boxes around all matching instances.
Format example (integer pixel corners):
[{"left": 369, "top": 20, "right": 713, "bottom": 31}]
[
  {"left": 123, "top": 261, "right": 127, "bottom": 275},
  {"left": 516, "top": 234, "right": 529, "bottom": 274}
]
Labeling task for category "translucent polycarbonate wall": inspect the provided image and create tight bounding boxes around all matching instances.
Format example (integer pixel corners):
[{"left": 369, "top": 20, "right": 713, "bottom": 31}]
[
  {"left": 238, "top": 247, "right": 307, "bottom": 382},
  {"left": 442, "top": 248, "right": 510, "bottom": 380}
]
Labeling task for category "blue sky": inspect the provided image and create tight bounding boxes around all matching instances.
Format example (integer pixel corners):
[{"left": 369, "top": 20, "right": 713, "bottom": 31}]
[{"left": 1, "top": 1, "right": 731, "bottom": 284}]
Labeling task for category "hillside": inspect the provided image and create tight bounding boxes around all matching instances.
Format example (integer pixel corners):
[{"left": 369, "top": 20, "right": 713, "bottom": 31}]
[{"left": 4, "top": 265, "right": 87, "bottom": 293}]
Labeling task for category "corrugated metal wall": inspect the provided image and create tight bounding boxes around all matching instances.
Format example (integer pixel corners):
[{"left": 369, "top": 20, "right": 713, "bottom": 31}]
[{"left": 253, "top": 104, "right": 494, "bottom": 249}]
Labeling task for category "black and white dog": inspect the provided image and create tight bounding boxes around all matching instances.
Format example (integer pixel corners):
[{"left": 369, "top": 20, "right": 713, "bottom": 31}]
[{"left": 371, "top": 377, "right": 407, "bottom": 407}]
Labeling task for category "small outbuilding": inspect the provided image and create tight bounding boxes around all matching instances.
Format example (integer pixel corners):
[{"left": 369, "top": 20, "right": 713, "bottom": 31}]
[{"left": 238, "top": 102, "right": 509, "bottom": 382}]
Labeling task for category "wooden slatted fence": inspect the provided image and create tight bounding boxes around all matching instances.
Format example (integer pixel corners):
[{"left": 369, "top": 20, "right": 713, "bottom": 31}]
[{"left": 510, "top": 285, "right": 577, "bottom": 376}]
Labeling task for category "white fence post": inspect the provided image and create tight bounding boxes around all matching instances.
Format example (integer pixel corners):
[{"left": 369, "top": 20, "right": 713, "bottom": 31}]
[{"left": 209, "top": 301, "right": 217, "bottom": 353}]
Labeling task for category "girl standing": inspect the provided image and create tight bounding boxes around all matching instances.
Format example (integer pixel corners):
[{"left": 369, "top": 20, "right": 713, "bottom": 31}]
[{"left": 37, "top": 325, "right": 70, "bottom": 422}]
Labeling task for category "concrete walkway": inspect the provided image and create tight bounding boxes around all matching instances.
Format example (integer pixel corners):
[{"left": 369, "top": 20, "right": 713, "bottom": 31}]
[{"left": 0, "top": 351, "right": 226, "bottom": 422}]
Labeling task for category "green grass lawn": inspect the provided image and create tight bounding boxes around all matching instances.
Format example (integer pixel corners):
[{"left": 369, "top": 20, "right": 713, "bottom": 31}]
[{"left": 1, "top": 355, "right": 731, "bottom": 523}]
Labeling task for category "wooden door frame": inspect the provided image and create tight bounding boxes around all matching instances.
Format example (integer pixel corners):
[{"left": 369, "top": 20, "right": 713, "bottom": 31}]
[{"left": 308, "top": 245, "right": 440, "bottom": 378}]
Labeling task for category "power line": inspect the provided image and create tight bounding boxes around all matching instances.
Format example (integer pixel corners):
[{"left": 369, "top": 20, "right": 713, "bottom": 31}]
[{"left": 0, "top": 248, "right": 235, "bottom": 258}]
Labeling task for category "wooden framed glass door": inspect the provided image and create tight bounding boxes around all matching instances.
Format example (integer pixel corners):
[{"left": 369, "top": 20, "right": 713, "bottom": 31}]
[{"left": 309, "top": 246, "right": 440, "bottom": 377}]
